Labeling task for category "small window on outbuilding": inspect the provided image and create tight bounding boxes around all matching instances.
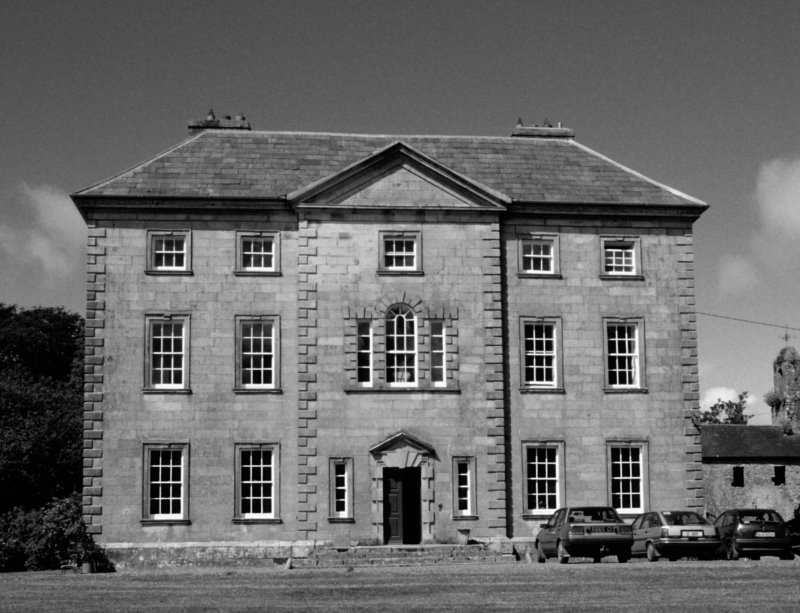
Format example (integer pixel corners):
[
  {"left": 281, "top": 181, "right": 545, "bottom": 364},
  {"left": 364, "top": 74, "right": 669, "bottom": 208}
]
[
  {"left": 731, "top": 466, "right": 744, "bottom": 487},
  {"left": 772, "top": 465, "right": 786, "bottom": 486}
]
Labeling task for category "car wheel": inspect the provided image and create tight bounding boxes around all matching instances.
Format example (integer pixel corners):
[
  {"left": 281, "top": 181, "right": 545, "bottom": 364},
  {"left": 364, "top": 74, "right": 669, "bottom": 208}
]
[
  {"left": 536, "top": 543, "right": 547, "bottom": 563},
  {"left": 646, "top": 542, "right": 659, "bottom": 562},
  {"left": 725, "top": 540, "right": 739, "bottom": 561},
  {"left": 749, "top": 555, "right": 760, "bottom": 561},
  {"left": 780, "top": 550, "right": 794, "bottom": 561},
  {"left": 592, "top": 555, "right": 602, "bottom": 564},
  {"left": 557, "top": 541, "right": 570, "bottom": 564},
  {"left": 617, "top": 551, "right": 630, "bottom": 564}
]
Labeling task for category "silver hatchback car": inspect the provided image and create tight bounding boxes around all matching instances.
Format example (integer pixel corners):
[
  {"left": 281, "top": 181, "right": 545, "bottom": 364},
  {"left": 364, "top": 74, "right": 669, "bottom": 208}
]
[{"left": 631, "top": 510, "right": 719, "bottom": 561}]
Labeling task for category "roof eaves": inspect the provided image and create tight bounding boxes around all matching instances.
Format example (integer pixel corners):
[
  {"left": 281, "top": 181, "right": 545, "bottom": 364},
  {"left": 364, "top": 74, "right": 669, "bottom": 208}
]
[{"left": 569, "top": 140, "right": 708, "bottom": 208}]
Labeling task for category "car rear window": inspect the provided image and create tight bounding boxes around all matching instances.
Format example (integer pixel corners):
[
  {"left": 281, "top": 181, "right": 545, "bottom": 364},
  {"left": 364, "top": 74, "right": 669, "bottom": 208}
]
[
  {"left": 568, "top": 508, "right": 621, "bottom": 523},
  {"left": 662, "top": 511, "right": 708, "bottom": 526},
  {"left": 740, "top": 511, "right": 782, "bottom": 523}
]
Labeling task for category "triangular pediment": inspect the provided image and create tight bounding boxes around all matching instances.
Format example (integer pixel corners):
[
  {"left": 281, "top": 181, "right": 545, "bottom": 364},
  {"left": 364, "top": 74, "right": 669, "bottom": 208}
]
[
  {"left": 290, "top": 141, "right": 509, "bottom": 211},
  {"left": 369, "top": 430, "right": 438, "bottom": 460}
]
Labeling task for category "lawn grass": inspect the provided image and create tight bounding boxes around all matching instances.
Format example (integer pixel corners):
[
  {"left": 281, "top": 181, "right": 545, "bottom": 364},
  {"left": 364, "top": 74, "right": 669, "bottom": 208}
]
[{"left": 2, "top": 559, "right": 799, "bottom": 612}]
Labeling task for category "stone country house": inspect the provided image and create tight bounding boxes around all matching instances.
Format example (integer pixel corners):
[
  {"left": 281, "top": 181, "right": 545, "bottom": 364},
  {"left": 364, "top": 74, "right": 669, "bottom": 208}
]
[
  {"left": 702, "top": 346, "right": 800, "bottom": 521},
  {"left": 70, "top": 113, "right": 707, "bottom": 567}
]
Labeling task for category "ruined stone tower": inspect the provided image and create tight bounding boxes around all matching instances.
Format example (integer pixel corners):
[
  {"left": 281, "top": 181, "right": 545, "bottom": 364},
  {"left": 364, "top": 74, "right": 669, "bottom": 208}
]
[{"left": 772, "top": 346, "right": 800, "bottom": 430}]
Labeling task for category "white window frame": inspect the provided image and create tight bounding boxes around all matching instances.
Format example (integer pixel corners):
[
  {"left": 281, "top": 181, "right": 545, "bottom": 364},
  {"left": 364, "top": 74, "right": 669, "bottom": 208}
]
[
  {"left": 519, "top": 234, "right": 559, "bottom": 276},
  {"left": 146, "top": 230, "right": 191, "bottom": 274},
  {"left": 385, "top": 304, "right": 417, "bottom": 387},
  {"left": 356, "top": 320, "right": 373, "bottom": 387},
  {"left": 145, "top": 315, "right": 189, "bottom": 391},
  {"left": 235, "top": 443, "right": 279, "bottom": 521},
  {"left": 329, "top": 457, "right": 354, "bottom": 522},
  {"left": 379, "top": 231, "right": 421, "bottom": 273},
  {"left": 607, "top": 442, "right": 648, "bottom": 515},
  {"left": 520, "top": 318, "right": 562, "bottom": 389},
  {"left": 604, "top": 318, "right": 645, "bottom": 390},
  {"left": 452, "top": 457, "right": 477, "bottom": 518},
  {"left": 235, "top": 316, "right": 279, "bottom": 391},
  {"left": 236, "top": 231, "right": 280, "bottom": 275},
  {"left": 601, "top": 236, "right": 641, "bottom": 277},
  {"left": 430, "top": 320, "right": 447, "bottom": 387},
  {"left": 143, "top": 443, "right": 189, "bottom": 522},
  {"left": 522, "top": 442, "right": 564, "bottom": 516}
]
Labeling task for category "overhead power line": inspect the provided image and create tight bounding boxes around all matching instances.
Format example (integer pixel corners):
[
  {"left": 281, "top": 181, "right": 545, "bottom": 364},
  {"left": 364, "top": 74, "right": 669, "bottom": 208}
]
[{"left": 696, "top": 312, "right": 800, "bottom": 332}]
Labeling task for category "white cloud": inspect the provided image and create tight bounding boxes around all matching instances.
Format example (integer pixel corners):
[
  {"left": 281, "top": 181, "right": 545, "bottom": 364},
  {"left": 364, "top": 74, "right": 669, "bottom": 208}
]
[
  {"left": 0, "top": 183, "right": 86, "bottom": 311},
  {"left": 756, "top": 157, "right": 800, "bottom": 237},
  {"left": 699, "top": 387, "right": 771, "bottom": 425},
  {"left": 717, "top": 255, "right": 761, "bottom": 296},
  {"left": 700, "top": 386, "right": 739, "bottom": 410}
]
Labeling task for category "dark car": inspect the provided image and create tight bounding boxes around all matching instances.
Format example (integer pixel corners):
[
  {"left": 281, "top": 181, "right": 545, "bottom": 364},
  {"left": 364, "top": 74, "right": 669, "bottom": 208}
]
[
  {"left": 631, "top": 510, "right": 719, "bottom": 561},
  {"left": 535, "top": 506, "right": 633, "bottom": 564},
  {"left": 714, "top": 508, "right": 794, "bottom": 560}
]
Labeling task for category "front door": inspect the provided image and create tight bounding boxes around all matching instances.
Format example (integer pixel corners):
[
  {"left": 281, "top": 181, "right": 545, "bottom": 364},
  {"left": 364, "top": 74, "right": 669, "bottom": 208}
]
[{"left": 383, "top": 467, "right": 421, "bottom": 544}]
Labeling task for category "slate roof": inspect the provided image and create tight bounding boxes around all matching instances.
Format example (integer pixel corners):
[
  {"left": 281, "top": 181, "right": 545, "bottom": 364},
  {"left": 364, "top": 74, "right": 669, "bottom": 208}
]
[
  {"left": 73, "top": 129, "right": 705, "bottom": 209},
  {"left": 701, "top": 425, "right": 800, "bottom": 460}
]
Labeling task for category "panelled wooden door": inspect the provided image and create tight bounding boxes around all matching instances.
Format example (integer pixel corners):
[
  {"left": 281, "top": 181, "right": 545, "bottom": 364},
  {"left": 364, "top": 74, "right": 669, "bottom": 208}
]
[{"left": 383, "top": 467, "right": 421, "bottom": 544}]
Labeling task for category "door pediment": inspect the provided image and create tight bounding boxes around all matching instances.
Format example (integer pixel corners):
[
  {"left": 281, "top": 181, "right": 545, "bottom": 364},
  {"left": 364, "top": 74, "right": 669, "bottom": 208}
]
[{"left": 370, "top": 430, "right": 438, "bottom": 466}]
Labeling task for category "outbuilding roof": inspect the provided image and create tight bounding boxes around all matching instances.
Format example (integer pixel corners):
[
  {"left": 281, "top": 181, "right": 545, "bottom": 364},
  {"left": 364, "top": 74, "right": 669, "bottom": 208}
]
[
  {"left": 701, "top": 425, "right": 800, "bottom": 460},
  {"left": 73, "top": 129, "right": 705, "bottom": 209}
]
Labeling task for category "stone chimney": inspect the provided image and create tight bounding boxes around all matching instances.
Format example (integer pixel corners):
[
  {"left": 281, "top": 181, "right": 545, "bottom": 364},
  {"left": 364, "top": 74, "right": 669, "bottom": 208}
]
[
  {"left": 188, "top": 109, "right": 251, "bottom": 134},
  {"left": 511, "top": 118, "right": 574, "bottom": 138}
]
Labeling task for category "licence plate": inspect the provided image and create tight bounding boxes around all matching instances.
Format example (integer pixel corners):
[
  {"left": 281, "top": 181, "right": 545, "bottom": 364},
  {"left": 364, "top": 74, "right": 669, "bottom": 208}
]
[
  {"left": 755, "top": 531, "right": 775, "bottom": 538},
  {"left": 682, "top": 530, "right": 703, "bottom": 538}
]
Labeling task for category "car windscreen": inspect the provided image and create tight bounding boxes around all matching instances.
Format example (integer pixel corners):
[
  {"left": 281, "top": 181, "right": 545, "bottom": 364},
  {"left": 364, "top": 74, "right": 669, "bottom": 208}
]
[
  {"left": 662, "top": 511, "right": 708, "bottom": 526},
  {"left": 740, "top": 511, "right": 782, "bottom": 523},
  {"left": 568, "top": 508, "right": 621, "bottom": 523}
]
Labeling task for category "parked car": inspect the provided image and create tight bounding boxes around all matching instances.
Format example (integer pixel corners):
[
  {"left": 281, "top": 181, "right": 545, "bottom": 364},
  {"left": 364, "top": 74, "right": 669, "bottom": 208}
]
[
  {"left": 714, "top": 508, "right": 794, "bottom": 560},
  {"left": 631, "top": 510, "right": 719, "bottom": 561},
  {"left": 784, "top": 514, "right": 800, "bottom": 555},
  {"left": 535, "top": 506, "right": 633, "bottom": 564}
]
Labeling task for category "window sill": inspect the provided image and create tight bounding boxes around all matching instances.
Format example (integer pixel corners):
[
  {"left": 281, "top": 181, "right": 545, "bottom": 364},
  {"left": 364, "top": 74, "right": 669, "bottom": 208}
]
[
  {"left": 603, "top": 387, "right": 648, "bottom": 394},
  {"left": 344, "top": 385, "right": 461, "bottom": 394},
  {"left": 520, "top": 387, "right": 565, "bottom": 394},
  {"left": 232, "top": 518, "right": 283, "bottom": 525},
  {"left": 518, "top": 273, "right": 563, "bottom": 280},
  {"left": 232, "top": 388, "right": 283, "bottom": 395},
  {"left": 328, "top": 517, "right": 356, "bottom": 524},
  {"left": 522, "top": 513, "right": 555, "bottom": 521},
  {"left": 452, "top": 515, "right": 479, "bottom": 521},
  {"left": 233, "top": 271, "right": 282, "bottom": 277},
  {"left": 376, "top": 270, "right": 424, "bottom": 276},
  {"left": 145, "top": 270, "right": 194, "bottom": 276},
  {"left": 599, "top": 274, "right": 644, "bottom": 281},
  {"left": 141, "top": 519, "right": 191, "bottom": 526},
  {"left": 142, "top": 388, "right": 192, "bottom": 395}
]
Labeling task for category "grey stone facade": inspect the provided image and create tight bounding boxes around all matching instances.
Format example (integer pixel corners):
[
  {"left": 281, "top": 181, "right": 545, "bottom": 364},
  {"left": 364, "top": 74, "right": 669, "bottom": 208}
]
[{"left": 71, "top": 119, "right": 706, "bottom": 564}]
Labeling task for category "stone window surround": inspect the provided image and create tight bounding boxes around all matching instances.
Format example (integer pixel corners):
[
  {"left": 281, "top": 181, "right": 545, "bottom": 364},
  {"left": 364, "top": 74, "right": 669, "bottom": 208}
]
[
  {"left": 233, "top": 315, "right": 281, "bottom": 394},
  {"left": 143, "top": 314, "right": 191, "bottom": 394},
  {"left": 607, "top": 440, "right": 649, "bottom": 516},
  {"left": 234, "top": 230, "right": 282, "bottom": 276},
  {"left": 521, "top": 440, "right": 565, "bottom": 518},
  {"left": 141, "top": 442, "right": 190, "bottom": 525},
  {"left": 328, "top": 457, "right": 354, "bottom": 523},
  {"left": 145, "top": 229, "right": 192, "bottom": 275},
  {"left": 519, "top": 316, "right": 564, "bottom": 393},
  {"left": 343, "top": 297, "right": 459, "bottom": 392},
  {"left": 451, "top": 456, "right": 478, "bottom": 520},
  {"left": 378, "top": 230, "right": 423, "bottom": 275},
  {"left": 233, "top": 442, "right": 282, "bottom": 524},
  {"left": 518, "top": 232, "right": 561, "bottom": 278},
  {"left": 603, "top": 317, "right": 647, "bottom": 393},
  {"left": 600, "top": 235, "right": 643, "bottom": 280}
]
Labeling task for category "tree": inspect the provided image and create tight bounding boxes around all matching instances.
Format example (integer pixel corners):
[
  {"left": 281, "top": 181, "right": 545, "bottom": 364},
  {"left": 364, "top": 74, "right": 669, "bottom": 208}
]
[
  {"left": 0, "top": 304, "right": 84, "bottom": 512},
  {"left": 695, "top": 392, "right": 752, "bottom": 425}
]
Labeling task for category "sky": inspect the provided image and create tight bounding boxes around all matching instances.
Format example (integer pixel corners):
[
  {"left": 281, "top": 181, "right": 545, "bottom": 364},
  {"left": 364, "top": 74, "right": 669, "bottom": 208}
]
[{"left": 2, "top": 0, "right": 799, "bottom": 424}]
